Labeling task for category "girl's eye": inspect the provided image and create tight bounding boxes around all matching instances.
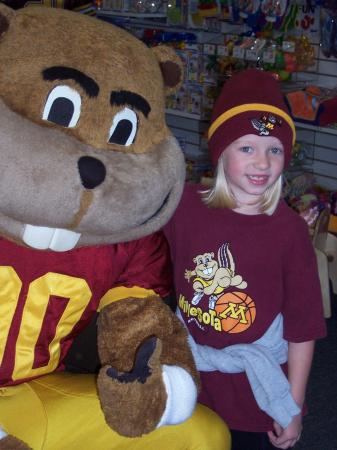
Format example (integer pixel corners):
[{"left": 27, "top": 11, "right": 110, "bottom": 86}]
[
  {"left": 270, "top": 147, "right": 283, "bottom": 155},
  {"left": 108, "top": 107, "right": 138, "bottom": 146},
  {"left": 240, "top": 146, "right": 253, "bottom": 153}
]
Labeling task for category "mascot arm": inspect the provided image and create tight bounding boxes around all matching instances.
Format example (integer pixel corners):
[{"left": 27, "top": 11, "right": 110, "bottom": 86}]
[{"left": 97, "top": 296, "right": 200, "bottom": 437}]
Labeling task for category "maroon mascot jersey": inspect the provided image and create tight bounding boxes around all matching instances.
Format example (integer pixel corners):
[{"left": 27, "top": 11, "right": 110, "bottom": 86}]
[{"left": 0, "top": 232, "right": 171, "bottom": 386}]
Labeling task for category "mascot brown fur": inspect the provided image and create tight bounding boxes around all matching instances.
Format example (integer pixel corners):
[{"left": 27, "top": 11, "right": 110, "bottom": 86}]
[{"left": 0, "top": 4, "right": 230, "bottom": 450}]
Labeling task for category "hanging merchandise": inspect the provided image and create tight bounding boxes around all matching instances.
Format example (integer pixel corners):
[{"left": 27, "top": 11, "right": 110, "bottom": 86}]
[
  {"left": 219, "top": 0, "right": 232, "bottom": 19},
  {"left": 131, "top": 0, "right": 147, "bottom": 12},
  {"left": 291, "top": 0, "right": 320, "bottom": 39},
  {"left": 145, "top": 0, "right": 162, "bottom": 13},
  {"left": 321, "top": 0, "right": 337, "bottom": 57},
  {"left": 279, "top": 2, "right": 299, "bottom": 32},
  {"left": 197, "top": 0, "right": 220, "bottom": 17},
  {"left": 293, "top": 34, "right": 315, "bottom": 69},
  {"left": 167, "top": 0, "right": 189, "bottom": 25},
  {"left": 261, "top": 0, "right": 287, "bottom": 22},
  {"left": 228, "top": 0, "right": 243, "bottom": 21},
  {"left": 237, "top": 0, "right": 264, "bottom": 28},
  {"left": 238, "top": 0, "right": 260, "bottom": 18}
]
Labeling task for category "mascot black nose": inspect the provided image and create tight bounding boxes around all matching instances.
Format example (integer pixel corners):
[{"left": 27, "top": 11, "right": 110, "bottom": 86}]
[{"left": 78, "top": 156, "right": 106, "bottom": 189}]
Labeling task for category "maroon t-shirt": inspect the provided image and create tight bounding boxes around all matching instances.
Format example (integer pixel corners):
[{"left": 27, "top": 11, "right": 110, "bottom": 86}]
[
  {"left": 0, "top": 231, "right": 171, "bottom": 387},
  {"left": 165, "top": 183, "right": 326, "bottom": 432}
]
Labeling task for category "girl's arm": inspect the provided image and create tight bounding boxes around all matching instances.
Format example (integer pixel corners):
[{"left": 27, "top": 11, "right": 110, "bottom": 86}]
[
  {"left": 268, "top": 340, "right": 315, "bottom": 449},
  {"left": 288, "top": 340, "right": 315, "bottom": 408}
]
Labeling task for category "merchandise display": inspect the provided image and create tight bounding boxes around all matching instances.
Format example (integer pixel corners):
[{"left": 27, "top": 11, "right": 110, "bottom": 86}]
[
  {"left": 98, "top": 0, "right": 337, "bottom": 187},
  {"left": 284, "top": 172, "right": 337, "bottom": 233},
  {"left": 321, "top": 0, "right": 337, "bottom": 58},
  {"left": 285, "top": 85, "right": 337, "bottom": 126},
  {"left": 98, "top": 1, "right": 331, "bottom": 121}
]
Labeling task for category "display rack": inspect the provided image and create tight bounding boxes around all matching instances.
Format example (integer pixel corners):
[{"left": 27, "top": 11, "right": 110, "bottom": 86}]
[{"left": 97, "top": 2, "right": 337, "bottom": 188}]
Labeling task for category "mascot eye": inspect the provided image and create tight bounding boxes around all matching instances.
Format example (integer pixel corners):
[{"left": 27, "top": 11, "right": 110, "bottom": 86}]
[
  {"left": 108, "top": 107, "right": 138, "bottom": 146},
  {"left": 43, "top": 85, "right": 81, "bottom": 128}
]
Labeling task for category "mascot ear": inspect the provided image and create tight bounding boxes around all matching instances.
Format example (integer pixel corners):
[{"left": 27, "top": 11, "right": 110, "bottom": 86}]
[
  {"left": 0, "top": 3, "right": 15, "bottom": 38},
  {"left": 151, "top": 45, "right": 184, "bottom": 97}
]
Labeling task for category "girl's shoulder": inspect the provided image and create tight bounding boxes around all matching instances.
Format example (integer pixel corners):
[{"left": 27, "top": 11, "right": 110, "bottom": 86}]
[
  {"left": 276, "top": 200, "right": 310, "bottom": 231},
  {"left": 176, "top": 182, "right": 205, "bottom": 211},
  {"left": 274, "top": 200, "right": 312, "bottom": 247}
]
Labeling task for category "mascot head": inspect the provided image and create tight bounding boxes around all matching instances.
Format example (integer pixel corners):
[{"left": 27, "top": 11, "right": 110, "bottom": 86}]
[{"left": 0, "top": 4, "right": 184, "bottom": 251}]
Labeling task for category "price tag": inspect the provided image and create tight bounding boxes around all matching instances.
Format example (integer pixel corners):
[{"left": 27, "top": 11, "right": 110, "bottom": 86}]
[
  {"left": 282, "top": 40, "right": 296, "bottom": 53},
  {"left": 245, "top": 49, "right": 259, "bottom": 61},
  {"left": 262, "top": 48, "right": 276, "bottom": 63},
  {"left": 217, "top": 45, "right": 229, "bottom": 57},
  {"left": 203, "top": 44, "right": 216, "bottom": 55},
  {"left": 232, "top": 46, "right": 245, "bottom": 59}
]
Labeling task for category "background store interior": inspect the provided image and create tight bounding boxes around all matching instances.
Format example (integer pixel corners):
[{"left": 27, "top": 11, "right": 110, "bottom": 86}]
[
  {"left": 3, "top": 0, "right": 337, "bottom": 446},
  {"left": 95, "top": 0, "right": 337, "bottom": 230}
]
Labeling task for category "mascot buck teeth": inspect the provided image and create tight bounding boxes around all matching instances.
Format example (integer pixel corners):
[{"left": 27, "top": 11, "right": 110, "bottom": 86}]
[{"left": 0, "top": 4, "right": 229, "bottom": 450}]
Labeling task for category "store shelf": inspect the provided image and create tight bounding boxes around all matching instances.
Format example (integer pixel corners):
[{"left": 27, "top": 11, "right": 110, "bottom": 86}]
[
  {"left": 165, "top": 109, "right": 203, "bottom": 120},
  {"left": 97, "top": 5, "right": 337, "bottom": 189},
  {"left": 98, "top": 10, "right": 166, "bottom": 19},
  {"left": 294, "top": 121, "right": 337, "bottom": 136},
  {"left": 97, "top": 9, "right": 218, "bottom": 34}
]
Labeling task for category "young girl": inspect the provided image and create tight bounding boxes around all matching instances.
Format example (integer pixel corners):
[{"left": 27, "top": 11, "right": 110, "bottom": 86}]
[{"left": 164, "top": 69, "right": 326, "bottom": 450}]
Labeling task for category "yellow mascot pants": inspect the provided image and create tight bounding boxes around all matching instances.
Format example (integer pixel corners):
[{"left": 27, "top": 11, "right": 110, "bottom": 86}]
[{"left": 0, "top": 372, "right": 231, "bottom": 450}]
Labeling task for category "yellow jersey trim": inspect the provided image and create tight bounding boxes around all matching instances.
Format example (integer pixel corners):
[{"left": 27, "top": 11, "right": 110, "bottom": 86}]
[
  {"left": 98, "top": 286, "right": 157, "bottom": 311},
  {"left": 208, "top": 103, "right": 296, "bottom": 144}
]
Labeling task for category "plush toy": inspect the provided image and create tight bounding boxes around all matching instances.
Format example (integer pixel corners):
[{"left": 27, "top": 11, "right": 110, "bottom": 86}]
[{"left": 0, "top": 4, "right": 230, "bottom": 450}]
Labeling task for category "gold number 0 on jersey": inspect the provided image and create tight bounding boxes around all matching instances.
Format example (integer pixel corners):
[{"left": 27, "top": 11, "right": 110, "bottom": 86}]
[{"left": 0, "top": 267, "right": 92, "bottom": 381}]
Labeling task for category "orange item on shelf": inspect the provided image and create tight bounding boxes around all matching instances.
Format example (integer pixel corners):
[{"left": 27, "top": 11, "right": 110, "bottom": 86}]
[{"left": 285, "top": 90, "right": 320, "bottom": 122}]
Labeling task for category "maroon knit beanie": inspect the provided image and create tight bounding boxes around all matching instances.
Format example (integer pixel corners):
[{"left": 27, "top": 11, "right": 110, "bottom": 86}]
[{"left": 208, "top": 69, "right": 296, "bottom": 167}]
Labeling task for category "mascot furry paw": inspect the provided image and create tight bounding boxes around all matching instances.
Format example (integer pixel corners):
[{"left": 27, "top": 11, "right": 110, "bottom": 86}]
[{"left": 0, "top": 4, "right": 230, "bottom": 450}]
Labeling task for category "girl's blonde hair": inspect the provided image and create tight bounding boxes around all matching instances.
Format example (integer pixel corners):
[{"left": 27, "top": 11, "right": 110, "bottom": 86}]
[{"left": 201, "top": 153, "right": 283, "bottom": 215}]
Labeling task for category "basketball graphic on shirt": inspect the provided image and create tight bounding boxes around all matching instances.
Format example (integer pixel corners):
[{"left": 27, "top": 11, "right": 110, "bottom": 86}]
[{"left": 215, "top": 291, "right": 256, "bottom": 333}]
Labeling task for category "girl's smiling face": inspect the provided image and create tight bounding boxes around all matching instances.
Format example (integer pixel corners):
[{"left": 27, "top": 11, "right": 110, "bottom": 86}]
[{"left": 222, "top": 134, "right": 285, "bottom": 212}]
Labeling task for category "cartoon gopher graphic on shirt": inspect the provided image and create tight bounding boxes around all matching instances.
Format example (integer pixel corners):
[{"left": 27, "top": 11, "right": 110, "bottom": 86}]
[
  {"left": 181, "top": 243, "right": 256, "bottom": 334},
  {"left": 185, "top": 243, "right": 247, "bottom": 308}
]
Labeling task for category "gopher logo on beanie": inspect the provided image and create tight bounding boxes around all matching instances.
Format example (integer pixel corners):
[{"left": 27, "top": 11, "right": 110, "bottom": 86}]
[
  {"left": 251, "top": 114, "right": 282, "bottom": 136},
  {"left": 208, "top": 69, "right": 296, "bottom": 168}
]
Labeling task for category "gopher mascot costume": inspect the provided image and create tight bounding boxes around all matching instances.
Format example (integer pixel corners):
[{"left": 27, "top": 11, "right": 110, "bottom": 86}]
[{"left": 0, "top": 4, "right": 230, "bottom": 450}]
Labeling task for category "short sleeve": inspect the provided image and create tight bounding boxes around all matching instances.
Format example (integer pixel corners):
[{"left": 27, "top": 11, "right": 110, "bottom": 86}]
[
  {"left": 115, "top": 231, "right": 173, "bottom": 299},
  {"left": 282, "top": 219, "right": 327, "bottom": 342}
]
